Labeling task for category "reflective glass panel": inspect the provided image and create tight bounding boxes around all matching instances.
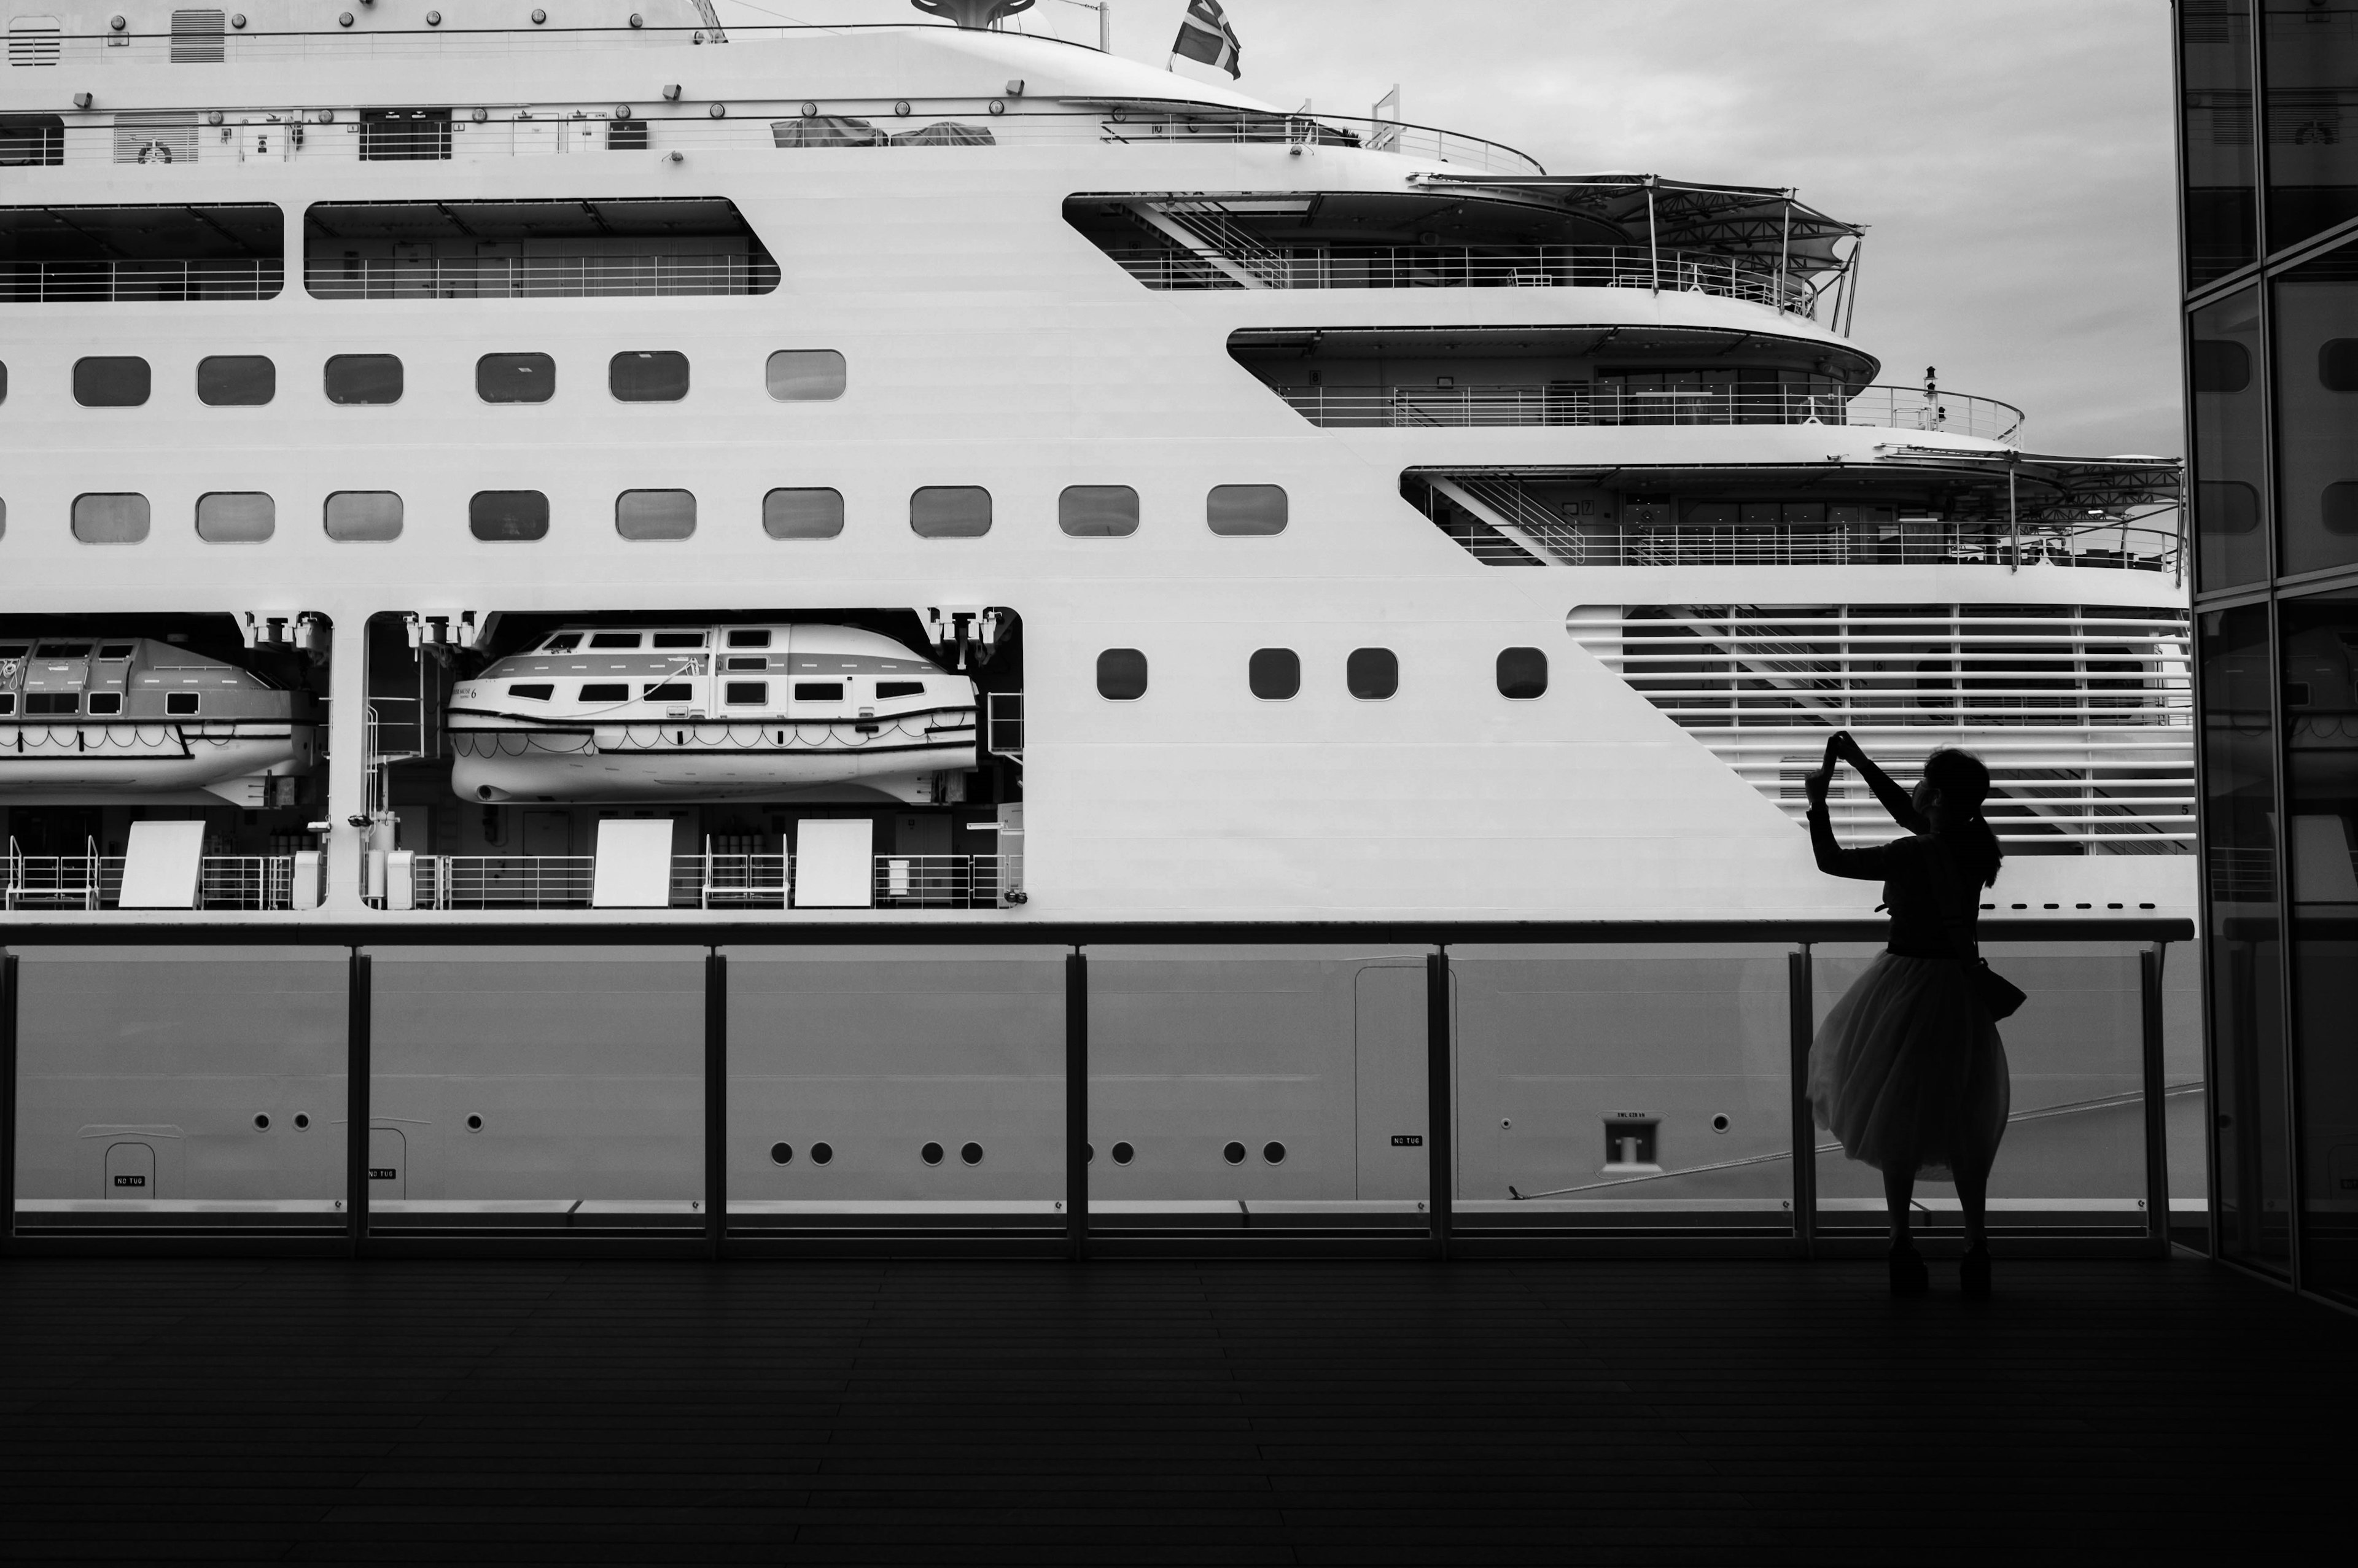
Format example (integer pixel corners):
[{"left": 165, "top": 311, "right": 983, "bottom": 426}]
[
  {"left": 196, "top": 354, "right": 274, "bottom": 406},
  {"left": 2190, "top": 287, "right": 2270, "bottom": 589},
  {"left": 2272, "top": 241, "right": 2358, "bottom": 576},
  {"left": 477, "top": 352, "right": 554, "bottom": 404},
  {"left": 72, "top": 356, "right": 149, "bottom": 407},
  {"left": 764, "top": 349, "right": 846, "bottom": 400},
  {"left": 324, "top": 353, "right": 402, "bottom": 405},
  {"left": 615, "top": 488, "right": 695, "bottom": 540},
  {"left": 910, "top": 486, "right": 990, "bottom": 538},
  {"left": 2182, "top": 0, "right": 2258, "bottom": 285},
  {"left": 2263, "top": 0, "right": 2358, "bottom": 254},
  {"left": 469, "top": 489, "right": 549, "bottom": 541},
  {"left": 70, "top": 492, "right": 149, "bottom": 543},
  {"left": 1059, "top": 484, "right": 1138, "bottom": 537},
  {"left": 763, "top": 487, "right": 842, "bottom": 539},
  {"left": 324, "top": 490, "right": 402, "bottom": 541},
  {"left": 610, "top": 351, "right": 689, "bottom": 402},
  {"left": 195, "top": 491, "right": 274, "bottom": 543},
  {"left": 1207, "top": 484, "right": 1286, "bottom": 535}
]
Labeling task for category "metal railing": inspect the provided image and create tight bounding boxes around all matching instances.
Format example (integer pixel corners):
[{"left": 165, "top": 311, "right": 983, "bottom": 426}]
[
  {"left": 303, "top": 253, "right": 776, "bottom": 300},
  {"left": 1284, "top": 382, "right": 2024, "bottom": 443},
  {"left": 398, "top": 853, "right": 1003, "bottom": 912},
  {"left": 1495, "top": 518, "right": 2185, "bottom": 575},
  {"left": 1108, "top": 242, "right": 1811, "bottom": 311},
  {"left": 0, "top": 258, "right": 283, "bottom": 303},
  {"left": 3, "top": 845, "right": 296, "bottom": 910}
]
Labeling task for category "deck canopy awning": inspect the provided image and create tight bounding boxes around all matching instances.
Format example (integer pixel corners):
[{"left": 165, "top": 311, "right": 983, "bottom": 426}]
[{"left": 1411, "top": 174, "right": 1862, "bottom": 275}]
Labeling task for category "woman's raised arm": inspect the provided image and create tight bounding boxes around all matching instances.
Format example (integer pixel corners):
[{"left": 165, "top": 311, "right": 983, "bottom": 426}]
[{"left": 1834, "top": 732, "right": 1930, "bottom": 834}]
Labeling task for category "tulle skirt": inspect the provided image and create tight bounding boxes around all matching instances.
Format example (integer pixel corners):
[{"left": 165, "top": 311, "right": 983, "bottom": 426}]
[{"left": 1808, "top": 952, "right": 2010, "bottom": 1181}]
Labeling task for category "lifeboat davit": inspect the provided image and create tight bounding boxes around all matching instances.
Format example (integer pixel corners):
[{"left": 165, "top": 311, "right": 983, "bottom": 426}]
[
  {"left": 447, "top": 624, "right": 980, "bottom": 804},
  {"left": 0, "top": 637, "right": 319, "bottom": 804}
]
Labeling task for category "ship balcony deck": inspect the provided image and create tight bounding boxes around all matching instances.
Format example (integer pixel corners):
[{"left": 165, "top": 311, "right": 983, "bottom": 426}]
[
  {"left": 379, "top": 853, "right": 1003, "bottom": 914},
  {"left": 1109, "top": 241, "right": 1818, "bottom": 313},
  {"left": 1281, "top": 382, "right": 2024, "bottom": 443}
]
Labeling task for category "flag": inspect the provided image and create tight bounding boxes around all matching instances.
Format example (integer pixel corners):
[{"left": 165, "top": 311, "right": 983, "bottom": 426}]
[{"left": 1173, "top": 0, "right": 1242, "bottom": 78}]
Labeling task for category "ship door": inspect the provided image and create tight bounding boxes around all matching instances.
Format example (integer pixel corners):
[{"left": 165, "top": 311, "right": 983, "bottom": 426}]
[
  {"left": 104, "top": 1141, "right": 156, "bottom": 1199},
  {"left": 1353, "top": 964, "right": 1439, "bottom": 1203},
  {"left": 368, "top": 1127, "right": 407, "bottom": 1200}
]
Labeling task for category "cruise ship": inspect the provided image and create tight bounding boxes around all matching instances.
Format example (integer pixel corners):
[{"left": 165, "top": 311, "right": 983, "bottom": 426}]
[{"left": 0, "top": 2, "right": 2190, "bottom": 1227}]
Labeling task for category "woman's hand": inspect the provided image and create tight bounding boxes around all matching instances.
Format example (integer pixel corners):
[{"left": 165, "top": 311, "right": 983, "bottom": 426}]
[
  {"left": 1830, "top": 730, "right": 1864, "bottom": 765},
  {"left": 1804, "top": 761, "right": 1834, "bottom": 809}
]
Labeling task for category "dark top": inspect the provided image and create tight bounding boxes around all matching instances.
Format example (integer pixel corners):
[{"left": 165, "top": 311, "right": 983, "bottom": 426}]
[{"left": 1808, "top": 803, "right": 1982, "bottom": 959}]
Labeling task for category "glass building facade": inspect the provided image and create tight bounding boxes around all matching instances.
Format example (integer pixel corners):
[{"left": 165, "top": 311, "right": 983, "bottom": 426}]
[{"left": 2180, "top": 1, "right": 2358, "bottom": 1306}]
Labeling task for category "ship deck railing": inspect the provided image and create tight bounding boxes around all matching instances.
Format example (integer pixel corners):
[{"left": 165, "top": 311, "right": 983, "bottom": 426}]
[
  {"left": 302, "top": 254, "right": 777, "bottom": 301},
  {"left": 2, "top": 849, "right": 295, "bottom": 912},
  {"left": 391, "top": 853, "right": 1003, "bottom": 912},
  {"left": 1436, "top": 511, "right": 2181, "bottom": 575},
  {"left": 0, "top": 258, "right": 283, "bottom": 303},
  {"left": 1110, "top": 242, "right": 1815, "bottom": 311},
  {"left": 1282, "top": 382, "right": 2025, "bottom": 443}
]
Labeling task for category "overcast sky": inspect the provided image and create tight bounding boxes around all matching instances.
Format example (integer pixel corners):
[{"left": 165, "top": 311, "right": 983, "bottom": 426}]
[{"left": 718, "top": 0, "right": 2182, "bottom": 458}]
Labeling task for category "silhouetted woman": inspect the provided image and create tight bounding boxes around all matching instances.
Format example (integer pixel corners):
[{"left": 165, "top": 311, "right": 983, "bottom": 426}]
[{"left": 1804, "top": 734, "right": 2010, "bottom": 1298}]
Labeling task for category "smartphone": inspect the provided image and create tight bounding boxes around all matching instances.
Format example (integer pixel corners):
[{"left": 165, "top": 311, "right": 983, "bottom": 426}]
[{"left": 1821, "top": 734, "right": 1842, "bottom": 768}]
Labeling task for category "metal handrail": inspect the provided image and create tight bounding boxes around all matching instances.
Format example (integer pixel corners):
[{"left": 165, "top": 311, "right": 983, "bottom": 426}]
[
  {"left": 303, "top": 253, "right": 776, "bottom": 300},
  {"left": 0, "top": 258, "right": 283, "bottom": 303},
  {"left": 1107, "top": 241, "right": 1812, "bottom": 310},
  {"left": 1281, "top": 382, "right": 2025, "bottom": 443}
]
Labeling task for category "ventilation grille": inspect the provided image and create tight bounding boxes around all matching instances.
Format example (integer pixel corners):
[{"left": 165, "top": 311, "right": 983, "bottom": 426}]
[
  {"left": 169, "top": 9, "right": 225, "bottom": 63},
  {"left": 1568, "top": 604, "right": 2194, "bottom": 854},
  {"left": 7, "top": 17, "right": 60, "bottom": 66}
]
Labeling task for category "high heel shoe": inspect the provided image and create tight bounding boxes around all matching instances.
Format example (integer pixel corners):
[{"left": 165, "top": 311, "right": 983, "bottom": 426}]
[
  {"left": 1888, "top": 1243, "right": 1928, "bottom": 1297},
  {"left": 1960, "top": 1244, "right": 1991, "bottom": 1300}
]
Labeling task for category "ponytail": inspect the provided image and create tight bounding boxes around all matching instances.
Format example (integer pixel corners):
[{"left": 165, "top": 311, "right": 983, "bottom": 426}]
[{"left": 1923, "top": 748, "right": 2004, "bottom": 888}]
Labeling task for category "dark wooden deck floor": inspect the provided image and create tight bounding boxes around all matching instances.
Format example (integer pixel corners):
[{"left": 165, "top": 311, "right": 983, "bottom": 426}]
[{"left": 0, "top": 1255, "right": 2345, "bottom": 1564}]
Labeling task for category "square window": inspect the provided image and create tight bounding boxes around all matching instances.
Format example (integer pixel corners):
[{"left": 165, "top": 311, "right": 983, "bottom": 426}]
[
  {"left": 610, "top": 350, "right": 690, "bottom": 402},
  {"left": 71, "top": 493, "right": 149, "bottom": 544},
  {"left": 72, "top": 357, "right": 150, "bottom": 408},
  {"left": 86, "top": 692, "right": 122, "bottom": 715},
  {"left": 795, "top": 681, "right": 844, "bottom": 701},
  {"left": 1060, "top": 484, "right": 1139, "bottom": 537},
  {"left": 478, "top": 352, "right": 556, "bottom": 404},
  {"left": 1347, "top": 647, "right": 1398, "bottom": 700},
  {"left": 166, "top": 691, "right": 200, "bottom": 716},
  {"left": 764, "top": 487, "right": 843, "bottom": 539},
  {"left": 726, "top": 681, "right": 768, "bottom": 704},
  {"left": 324, "top": 491, "right": 402, "bottom": 541},
  {"left": 580, "top": 683, "right": 628, "bottom": 701},
  {"left": 617, "top": 489, "right": 696, "bottom": 540},
  {"left": 910, "top": 485, "right": 990, "bottom": 538},
  {"left": 766, "top": 349, "right": 847, "bottom": 400},
  {"left": 198, "top": 355, "right": 276, "bottom": 406},
  {"left": 196, "top": 491, "right": 274, "bottom": 543},
  {"left": 642, "top": 682, "right": 691, "bottom": 701},
  {"left": 325, "top": 353, "right": 403, "bottom": 405},
  {"left": 727, "top": 629, "right": 772, "bottom": 648},
  {"left": 469, "top": 489, "right": 549, "bottom": 541},
  {"left": 1207, "top": 484, "right": 1286, "bottom": 535},
  {"left": 1096, "top": 648, "right": 1148, "bottom": 701}
]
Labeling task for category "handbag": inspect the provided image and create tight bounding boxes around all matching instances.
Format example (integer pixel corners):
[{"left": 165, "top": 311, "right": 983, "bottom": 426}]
[{"left": 1929, "top": 839, "right": 2026, "bottom": 1021}]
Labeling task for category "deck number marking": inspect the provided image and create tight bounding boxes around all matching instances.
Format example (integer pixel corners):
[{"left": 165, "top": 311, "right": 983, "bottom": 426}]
[
  {"left": 113, "top": 1174, "right": 146, "bottom": 1187},
  {"left": 368, "top": 1168, "right": 398, "bottom": 1180},
  {"left": 1390, "top": 1135, "right": 1423, "bottom": 1147}
]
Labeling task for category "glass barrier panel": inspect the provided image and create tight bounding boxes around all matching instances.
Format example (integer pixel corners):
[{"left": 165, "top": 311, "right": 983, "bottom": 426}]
[
  {"left": 367, "top": 945, "right": 704, "bottom": 1233},
  {"left": 1085, "top": 945, "right": 1431, "bottom": 1232},
  {"left": 13, "top": 946, "right": 347, "bottom": 1235},
  {"left": 2165, "top": 942, "right": 2209, "bottom": 1250},
  {"left": 1811, "top": 941, "right": 2150, "bottom": 1237},
  {"left": 1451, "top": 944, "right": 1794, "bottom": 1234},
  {"left": 723, "top": 945, "right": 1067, "bottom": 1234}
]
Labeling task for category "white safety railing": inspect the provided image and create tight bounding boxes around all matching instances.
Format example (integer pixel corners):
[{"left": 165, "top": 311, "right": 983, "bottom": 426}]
[
  {"left": 1108, "top": 242, "right": 1811, "bottom": 311},
  {"left": 0, "top": 258, "right": 283, "bottom": 302},
  {"left": 303, "top": 253, "right": 775, "bottom": 300},
  {"left": 397, "top": 853, "right": 1004, "bottom": 911},
  {"left": 1280, "top": 382, "right": 2024, "bottom": 444},
  {"left": 2, "top": 842, "right": 296, "bottom": 910}
]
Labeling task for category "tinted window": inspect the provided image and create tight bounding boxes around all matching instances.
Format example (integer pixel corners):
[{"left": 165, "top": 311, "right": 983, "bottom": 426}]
[
  {"left": 2320, "top": 339, "right": 2358, "bottom": 394},
  {"left": 1060, "top": 484, "right": 1139, "bottom": 537},
  {"left": 1248, "top": 648, "right": 1300, "bottom": 700},
  {"left": 469, "top": 490, "right": 549, "bottom": 541},
  {"left": 642, "top": 682, "right": 691, "bottom": 701},
  {"left": 324, "top": 354, "right": 402, "bottom": 405},
  {"left": 2191, "top": 338, "right": 2252, "bottom": 394},
  {"left": 616, "top": 489, "right": 696, "bottom": 540},
  {"left": 1347, "top": 646, "right": 1399, "bottom": 700},
  {"left": 877, "top": 681, "right": 924, "bottom": 699},
  {"left": 910, "top": 486, "right": 990, "bottom": 538},
  {"left": 510, "top": 683, "right": 554, "bottom": 700},
  {"left": 765, "top": 349, "right": 846, "bottom": 400},
  {"left": 87, "top": 693, "right": 122, "bottom": 715},
  {"left": 590, "top": 634, "right": 641, "bottom": 649},
  {"left": 73, "top": 357, "right": 150, "bottom": 407},
  {"left": 610, "top": 351, "right": 690, "bottom": 402},
  {"left": 725, "top": 681, "right": 768, "bottom": 704},
  {"left": 727, "top": 629, "right": 772, "bottom": 648},
  {"left": 1097, "top": 648, "right": 1148, "bottom": 701},
  {"left": 166, "top": 691, "right": 200, "bottom": 716},
  {"left": 1496, "top": 646, "right": 1548, "bottom": 699},
  {"left": 478, "top": 352, "right": 555, "bottom": 403},
  {"left": 2323, "top": 481, "right": 2358, "bottom": 536},
  {"left": 795, "top": 682, "right": 844, "bottom": 701},
  {"left": 763, "top": 487, "right": 843, "bottom": 539},
  {"left": 71, "top": 493, "right": 149, "bottom": 543},
  {"left": 195, "top": 492, "right": 274, "bottom": 543},
  {"left": 1207, "top": 483, "right": 1286, "bottom": 535},
  {"left": 324, "top": 491, "right": 403, "bottom": 541},
  {"left": 26, "top": 693, "right": 77, "bottom": 715},
  {"left": 580, "top": 683, "right": 628, "bottom": 701},
  {"left": 197, "top": 355, "right": 275, "bottom": 406},
  {"left": 652, "top": 632, "right": 704, "bottom": 648}
]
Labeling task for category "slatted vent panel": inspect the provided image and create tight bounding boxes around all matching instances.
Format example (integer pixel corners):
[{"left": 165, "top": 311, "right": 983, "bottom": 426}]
[
  {"left": 169, "top": 9, "right": 225, "bottom": 63},
  {"left": 113, "top": 114, "right": 199, "bottom": 164},
  {"left": 1568, "top": 604, "right": 2194, "bottom": 853},
  {"left": 7, "top": 17, "right": 60, "bottom": 65}
]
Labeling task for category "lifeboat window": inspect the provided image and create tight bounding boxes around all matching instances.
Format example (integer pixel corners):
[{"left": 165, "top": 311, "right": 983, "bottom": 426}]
[
  {"left": 1059, "top": 484, "right": 1138, "bottom": 537},
  {"left": 1096, "top": 648, "right": 1148, "bottom": 701},
  {"left": 542, "top": 634, "right": 582, "bottom": 653},
  {"left": 651, "top": 632, "right": 706, "bottom": 648},
  {"left": 166, "top": 692, "right": 200, "bottom": 716},
  {"left": 71, "top": 493, "right": 150, "bottom": 544},
  {"left": 37, "top": 643, "right": 90, "bottom": 656},
  {"left": 26, "top": 693, "right": 77, "bottom": 715},
  {"left": 764, "top": 487, "right": 845, "bottom": 540},
  {"left": 87, "top": 692, "right": 122, "bottom": 715},
  {"left": 877, "top": 681, "right": 925, "bottom": 699},
  {"left": 642, "top": 682, "right": 691, "bottom": 701},
  {"left": 198, "top": 355, "right": 276, "bottom": 406},
  {"left": 478, "top": 352, "right": 556, "bottom": 404},
  {"left": 72, "top": 357, "right": 151, "bottom": 408},
  {"left": 98, "top": 644, "right": 136, "bottom": 660},
  {"left": 795, "top": 681, "right": 844, "bottom": 701},
  {"left": 0, "top": 645, "right": 23, "bottom": 658},
  {"left": 1207, "top": 483, "right": 1286, "bottom": 536},
  {"left": 195, "top": 491, "right": 276, "bottom": 543},
  {"left": 324, "top": 490, "right": 403, "bottom": 541},
  {"left": 610, "top": 350, "right": 690, "bottom": 402},
  {"left": 469, "top": 489, "right": 550, "bottom": 541},
  {"left": 617, "top": 489, "right": 696, "bottom": 541},
  {"left": 727, "top": 630, "right": 772, "bottom": 648},
  {"left": 509, "top": 683, "right": 554, "bottom": 701},
  {"left": 726, "top": 681, "right": 767, "bottom": 705},
  {"left": 580, "top": 683, "right": 628, "bottom": 701},
  {"left": 0, "top": 695, "right": 12, "bottom": 715},
  {"left": 1248, "top": 648, "right": 1301, "bottom": 700},
  {"left": 1348, "top": 647, "right": 1399, "bottom": 700},
  {"left": 725, "top": 656, "right": 767, "bottom": 672},
  {"left": 765, "top": 349, "right": 847, "bottom": 401},
  {"left": 1496, "top": 646, "right": 1548, "bottom": 700},
  {"left": 590, "top": 634, "right": 642, "bottom": 650},
  {"left": 324, "top": 354, "right": 403, "bottom": 406},
  {"left": 910, "top": 485, "right": 992, "bottom": 539}
]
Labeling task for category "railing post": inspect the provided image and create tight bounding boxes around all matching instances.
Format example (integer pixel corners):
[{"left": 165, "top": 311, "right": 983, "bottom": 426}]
[
  {"left": 1788, "top": 945, "right": 1816, "bottom": 1258},
  {"left": 1426, "top": 947, "right": 1452, "bottom": 1252},
  {"left": 706, "top": 948, "right": 727, "bottom": 1260},
  {"left": 345, "top": 949, "right": 371, "bottom": 1256},
  {"left": 1, "top": 950, "right": 17, "bottom": 1259},
  {"left": 2141, "top": 944, "right": 2171, "bottom": 1256},
  {"left": 1066, "top": 947, "right": 1088, "bottom": 1258}
]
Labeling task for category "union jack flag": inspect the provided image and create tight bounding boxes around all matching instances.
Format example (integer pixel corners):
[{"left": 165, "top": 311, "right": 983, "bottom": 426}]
[{"left": 1172, "top": 0, "right": 1242, "bottom": 79}]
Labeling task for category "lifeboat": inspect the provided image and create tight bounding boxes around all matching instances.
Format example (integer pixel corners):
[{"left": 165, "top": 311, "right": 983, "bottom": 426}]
[
  {"left": 448, "top": 624, "right": 980, "bottom": 804},
  {"left": 0, "top": 637, "right": 319, "bottom": 805}
]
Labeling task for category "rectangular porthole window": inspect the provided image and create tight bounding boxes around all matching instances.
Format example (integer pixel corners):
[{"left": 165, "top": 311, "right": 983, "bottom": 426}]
[
  {"left": 324, "top": 490, "right": 402, "bottom": 541},
  {"left": 727, "top": 629, "right": 772, "bottom": 648},
  {"left": 0, "top": 696, "right": 14, "bottom": 716},
  {"left": 652, "top": 632, "right": 704, "bottom": 648},
  {"left": 877, "top": 680, "right": 925, "bottom": 699},
  {"left": 469, "top": 489, "right": 549, "bottom": 541},
  {"left": 910, "top": 485, "right": 990, "bottom": 538},
  {"left": 795, "top": 681, "right": 844, "bottom": 701},
  {"left": 590, "top": 633, "right": 641, "bottom": 649},
  {"left": 71, "top": 492, "right": 150, "bottom": 543},
  {"left": 73, "top": 357, "right": 150, "bottom": 407},
  {"left": 1060, "top": 484, "right": 1140, "bottom": 537},
  {"left": 478, "top": 352, "right": 555, "bottom": 403},
  {"left": 726, "top": 681, "right": 768, "bottom": 704},
  {"left": 197, "top": 355, "right": 275, "bottom": 406},
  {"left": 616, "top": 488, "right": 696, "bottom": 541},
  {"left": 580, "top": 683, "right": 628, "bottom": 701},
  {"left": 1496, "top": 646, "right": 1548, "bottom": 699},
  {"left": 26, "top": 693, "right": 77, "bottom": 715},
  {"left": 542, "top": 634, "right": 581, "bottom": 652},
  {"left": 763, "top": 487, "right": 844, "bottom": 539},
  {"left": 643, "top": 682, "right": 691, "bottom": 701},
  {"left": 195, "top": 491, "right": 274, "bottom": 543},
  {"left": 1347, "top": 647, "right": 1399, "bottom": 700},
  {"left": 166, "top": 691, "right": 200, "bottom": 716},
  {"left": 1248, "top": 648, "right": 1301, "bottom": 700},
  {"left": 766, "top": 349, "right": 847, "bottom": 400},
  {"left": 1096, "top": 648, "right": 1148, "bottom": 701},
  {"left": 325, "top": 353, "right": 403, "bottom": 405},
  {"left": 610, "top": 351, "right": 690, "bottom": 402},
  {"left": 509, "top": 683, "right": 554, "bottom": 701},
  {"left": 86, "top": 691, "right": 122, "bottom": 715},
  {"left": 1208, "top": 484, "right": 1286, "bottom": 535},
  {"left": 725, "top": 656, "right": 766, "bottom": 671}
]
